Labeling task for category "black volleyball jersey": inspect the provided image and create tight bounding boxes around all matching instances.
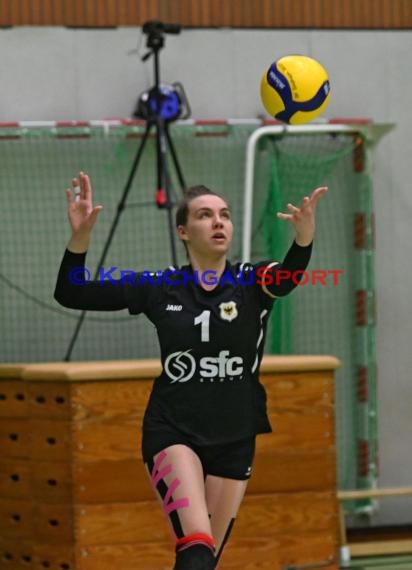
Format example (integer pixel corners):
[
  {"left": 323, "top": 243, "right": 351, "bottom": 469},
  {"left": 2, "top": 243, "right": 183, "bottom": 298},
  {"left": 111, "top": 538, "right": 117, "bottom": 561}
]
[{"left": 54, "top": 240, "right": 312, "bottom": 445}]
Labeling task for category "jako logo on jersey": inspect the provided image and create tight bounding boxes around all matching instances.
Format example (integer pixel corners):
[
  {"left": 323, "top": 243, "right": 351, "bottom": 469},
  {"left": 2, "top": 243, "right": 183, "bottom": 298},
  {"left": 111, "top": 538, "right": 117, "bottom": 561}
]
[
  {"left": 219, "top": 301, "right": 238, "bottom": 322},
  {"left": 166, "top": 304, "right": 183, "bottom": 311},
  {"left": 165, "top": 349, "right": 243, "bottom": 383}
]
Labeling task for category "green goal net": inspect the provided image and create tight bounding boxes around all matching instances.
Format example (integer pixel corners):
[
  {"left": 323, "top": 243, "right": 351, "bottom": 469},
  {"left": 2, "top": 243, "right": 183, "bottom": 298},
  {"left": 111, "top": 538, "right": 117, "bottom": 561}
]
[
  {"left": 0, "top": 120, "right": 389, "bottom": 497},
  {"left": 246, "top": 125, "right": 380, "bottom": 496}
]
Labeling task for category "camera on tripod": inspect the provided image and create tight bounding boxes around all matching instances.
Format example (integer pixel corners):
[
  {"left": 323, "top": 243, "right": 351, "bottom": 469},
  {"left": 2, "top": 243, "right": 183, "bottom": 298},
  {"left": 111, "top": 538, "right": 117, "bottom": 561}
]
[
  {"left": 142, "top": 20, "right": 181, "bottom": 38},
  {"left": 133, "top": 20, "right": 190, "bottom": 122}
]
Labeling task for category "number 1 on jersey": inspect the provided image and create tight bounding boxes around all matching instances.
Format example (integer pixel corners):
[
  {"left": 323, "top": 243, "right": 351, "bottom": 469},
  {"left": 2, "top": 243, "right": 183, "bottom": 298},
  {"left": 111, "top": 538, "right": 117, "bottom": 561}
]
[{"left": 194, "top": 310, "right": 210, "bottom": 342}]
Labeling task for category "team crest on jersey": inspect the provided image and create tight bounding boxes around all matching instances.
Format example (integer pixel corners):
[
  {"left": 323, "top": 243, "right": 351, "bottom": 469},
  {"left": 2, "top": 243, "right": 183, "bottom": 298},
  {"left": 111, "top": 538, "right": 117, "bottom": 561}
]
[{"left": 219, "top": 301, "right": 238, "bottom": 322}]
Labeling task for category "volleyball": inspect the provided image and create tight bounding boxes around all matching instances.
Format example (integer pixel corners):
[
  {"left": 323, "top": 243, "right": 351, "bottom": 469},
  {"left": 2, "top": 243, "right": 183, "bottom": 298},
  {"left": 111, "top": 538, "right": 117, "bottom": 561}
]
[{"left": 260, "top": 55, "right": 331, "bottom": 125}]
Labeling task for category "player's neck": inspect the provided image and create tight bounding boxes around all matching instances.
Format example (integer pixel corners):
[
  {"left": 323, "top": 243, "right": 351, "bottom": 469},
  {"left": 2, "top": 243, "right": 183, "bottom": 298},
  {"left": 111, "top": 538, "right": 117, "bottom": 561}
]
[{"left": 188, "top": 252, "right": 227, "bottom": 290}]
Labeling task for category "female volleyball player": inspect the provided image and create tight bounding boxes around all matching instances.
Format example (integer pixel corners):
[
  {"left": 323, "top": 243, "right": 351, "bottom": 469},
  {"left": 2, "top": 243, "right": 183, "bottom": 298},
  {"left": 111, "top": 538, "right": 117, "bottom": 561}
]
[{"left": 54, "top": 172, "right": 327, "bottom": 570}]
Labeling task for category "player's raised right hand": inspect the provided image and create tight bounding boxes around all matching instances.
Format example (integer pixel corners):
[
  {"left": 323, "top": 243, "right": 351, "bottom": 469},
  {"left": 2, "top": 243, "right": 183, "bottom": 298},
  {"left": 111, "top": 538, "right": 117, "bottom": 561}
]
[{"left": 66, "top": 171, "right": 103, "bottom": 237}]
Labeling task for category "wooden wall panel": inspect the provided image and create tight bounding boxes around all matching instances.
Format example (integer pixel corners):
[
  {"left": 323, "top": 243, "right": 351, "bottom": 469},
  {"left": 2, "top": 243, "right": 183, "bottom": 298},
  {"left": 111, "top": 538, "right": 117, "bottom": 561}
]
[
  {"left": 31, "top": 461, "right": 73, "bottom": 503},
  {"left": 28, "top": 382, "right": 72, "bottom": 420},
  {"left": 73, "top": 458, "right": 148, "bottom": 503},
  {"left": 71, "top": 379, "right": 153, "bottom": 421},
  {"left": 29, "top": 419, "right": 72, "bottom": 461},
  {"left": 33, "top": 542, "right": 75, "bottom": 569},
  {"left": 0, "top": 0, "right": 411, "bottom": 28},
  {"left": 0, "top": 380, "right": 29, "bottom": 418},
  {"left": 0, "top": 419, "right": 31, "bottom": 458},
  {"left": 0, "top": 459, "right": 31, "bottom": 500},
  {"left": 0, "top": 498, "right": 34, "bottom": 539},
  {"left": 33, "top": 503, "right": 74, "bottom": 543}
]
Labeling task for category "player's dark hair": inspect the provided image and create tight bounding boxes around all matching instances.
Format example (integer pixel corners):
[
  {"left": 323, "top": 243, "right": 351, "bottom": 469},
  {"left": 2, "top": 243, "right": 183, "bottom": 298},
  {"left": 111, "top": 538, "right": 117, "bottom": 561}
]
[{"left": 175, "top": 185, "right": 229, "bottom": 227}]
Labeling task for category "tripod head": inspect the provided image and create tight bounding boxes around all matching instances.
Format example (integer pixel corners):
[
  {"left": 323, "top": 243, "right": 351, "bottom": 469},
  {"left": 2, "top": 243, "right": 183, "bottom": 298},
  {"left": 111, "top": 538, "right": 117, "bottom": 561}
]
[{"left": 142, "top": 20, "right": 181, "bottom": 60}]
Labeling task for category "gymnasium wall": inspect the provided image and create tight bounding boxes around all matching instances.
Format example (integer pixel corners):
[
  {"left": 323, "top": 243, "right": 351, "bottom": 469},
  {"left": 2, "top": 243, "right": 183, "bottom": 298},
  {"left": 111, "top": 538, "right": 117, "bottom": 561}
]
[
  {"left": 0, "top": 26, "right": 411, "bottom": 526},
  {"left": 1, "top": 0, "right": 411, "bottom": 28}
]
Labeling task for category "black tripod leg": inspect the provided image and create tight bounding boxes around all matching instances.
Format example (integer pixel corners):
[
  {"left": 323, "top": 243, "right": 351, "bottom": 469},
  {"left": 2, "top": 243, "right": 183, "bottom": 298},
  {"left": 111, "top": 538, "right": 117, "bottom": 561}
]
[
  {"left": 63, "top": 122, "right": 153, "bottom": 362},
  {"left": 98, "top": 121, "right": 153, "bottom": 264},
  {"left": 155, "top": 118, "right": 178, "bottom": 266},
  {"left": 165, "top": 123, "right": 187, "bottom": 192}
]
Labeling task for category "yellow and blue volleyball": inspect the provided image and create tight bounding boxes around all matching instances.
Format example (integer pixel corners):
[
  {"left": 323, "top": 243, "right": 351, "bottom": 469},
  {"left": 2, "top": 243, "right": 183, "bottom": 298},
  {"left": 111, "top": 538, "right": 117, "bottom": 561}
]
[{"left": 260, "top": 55, "right": 331, "bottom": 125}]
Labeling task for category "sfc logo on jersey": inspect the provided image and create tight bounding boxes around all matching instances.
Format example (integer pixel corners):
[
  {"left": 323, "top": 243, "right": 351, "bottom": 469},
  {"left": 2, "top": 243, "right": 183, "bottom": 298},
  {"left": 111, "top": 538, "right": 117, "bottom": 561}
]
[{"left": 219, "top": 301, "right": 238, "bottom": 322}]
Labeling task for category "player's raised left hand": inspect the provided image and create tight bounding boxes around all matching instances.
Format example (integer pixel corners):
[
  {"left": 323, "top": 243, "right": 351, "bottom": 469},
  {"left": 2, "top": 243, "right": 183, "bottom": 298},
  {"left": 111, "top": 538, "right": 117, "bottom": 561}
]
[{"left": 277, "top": 186, "right": 328, "bottom": 246}]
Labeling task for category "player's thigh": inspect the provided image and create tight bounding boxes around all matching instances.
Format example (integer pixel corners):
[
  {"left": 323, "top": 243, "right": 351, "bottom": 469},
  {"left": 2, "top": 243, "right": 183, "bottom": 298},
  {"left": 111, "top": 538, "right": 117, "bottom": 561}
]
[
  {"left": 145, "top": 443, "right": 212, "bottom": 538},
  {"left": 205, "top": 475, "right": 249, "bottom": 553}
]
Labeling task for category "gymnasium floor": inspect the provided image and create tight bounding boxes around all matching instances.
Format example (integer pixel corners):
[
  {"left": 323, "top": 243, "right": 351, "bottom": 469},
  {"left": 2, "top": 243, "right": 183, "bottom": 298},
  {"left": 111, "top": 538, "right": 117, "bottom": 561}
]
[
  {"left": 342, "top": 523, "right": 412, "bottom": 569},
  {"left": 345, "top": 555, "right": 412, "bottom": 569}
]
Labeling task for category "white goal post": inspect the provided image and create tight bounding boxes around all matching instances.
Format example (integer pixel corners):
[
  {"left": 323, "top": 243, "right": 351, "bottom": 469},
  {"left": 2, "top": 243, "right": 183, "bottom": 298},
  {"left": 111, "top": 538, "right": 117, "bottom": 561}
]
[{"left": 242, "top": 122, "right": 394, "bottom": 262}]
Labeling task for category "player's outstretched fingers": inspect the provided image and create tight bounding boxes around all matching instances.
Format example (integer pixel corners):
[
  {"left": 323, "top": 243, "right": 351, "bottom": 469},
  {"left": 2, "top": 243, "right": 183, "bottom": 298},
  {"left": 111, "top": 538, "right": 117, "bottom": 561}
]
[
  {"left": 276, "top": 211, "right": 293, "bottom": 221},
  {"left": 310, "top": 186, "right": 328, "bottom": 205},
  {"left": 65, "top": 188, "right": 74, "bottom": 204},
  {"left": 286, "top": 203, "right": 300, "bottom": 214},
  {"left": 80, "top": 171, "right": 93, "bottom": 202},
  {"left": 89, "top": 205, "right": 103, "bottom": 226}
]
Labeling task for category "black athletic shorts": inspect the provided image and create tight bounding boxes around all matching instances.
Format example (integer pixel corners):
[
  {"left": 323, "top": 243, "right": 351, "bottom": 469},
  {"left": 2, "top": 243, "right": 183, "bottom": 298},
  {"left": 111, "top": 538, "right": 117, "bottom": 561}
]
[{"left": 142, "top": 425, "right": 256, "bottom": 480}]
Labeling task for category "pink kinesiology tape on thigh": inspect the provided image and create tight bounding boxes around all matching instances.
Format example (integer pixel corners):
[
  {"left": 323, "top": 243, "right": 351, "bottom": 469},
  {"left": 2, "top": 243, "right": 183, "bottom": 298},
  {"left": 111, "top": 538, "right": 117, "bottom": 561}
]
[{"left": 151, "top": 450, "right": 190, "bottom": 515}]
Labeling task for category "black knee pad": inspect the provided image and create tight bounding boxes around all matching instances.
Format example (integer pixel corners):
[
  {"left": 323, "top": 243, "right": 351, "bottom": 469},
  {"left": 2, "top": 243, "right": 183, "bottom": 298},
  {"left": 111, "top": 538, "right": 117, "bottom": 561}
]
[{"left": 173, "top": 544, "right": 216, "bottom": 570}]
